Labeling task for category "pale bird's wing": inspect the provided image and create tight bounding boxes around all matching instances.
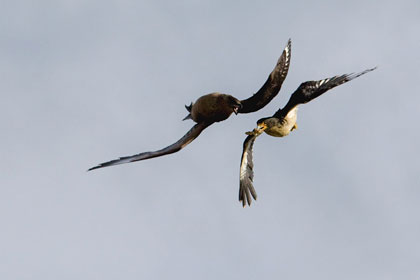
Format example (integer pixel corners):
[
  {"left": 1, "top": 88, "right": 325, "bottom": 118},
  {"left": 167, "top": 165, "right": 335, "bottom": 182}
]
[
  {"left": 239, "top": 134, "right": 260, "bottom": 207},
  {"left": 239, "top": 39, "right": 292, "bottom": 113},
  {"left": 88, "top": 122, "right": 212, "bottom": 171},
  {"left": 274, "top": 67, "right": 377, "bottom": 118}
]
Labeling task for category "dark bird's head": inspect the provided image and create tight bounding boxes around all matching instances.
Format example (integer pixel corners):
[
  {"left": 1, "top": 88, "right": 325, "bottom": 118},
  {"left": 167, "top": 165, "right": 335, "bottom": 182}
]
[{"left": 225, "top": 95, "right": 242, "bottom": 115}]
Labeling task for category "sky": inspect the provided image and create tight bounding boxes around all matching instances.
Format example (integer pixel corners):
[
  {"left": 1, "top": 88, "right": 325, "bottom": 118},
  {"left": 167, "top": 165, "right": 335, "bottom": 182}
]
[{"left": 1, "top": 0, "right": 420, "bottom": 279}]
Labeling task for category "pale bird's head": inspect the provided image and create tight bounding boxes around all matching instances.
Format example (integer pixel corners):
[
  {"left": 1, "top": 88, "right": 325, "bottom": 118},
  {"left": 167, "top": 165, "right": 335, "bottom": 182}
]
[
  {"left": 256, "top": 117, "right": 270, "bottom": 129},
  {"left": 245, "top": 118, "right": 269, "bottom": 136}
]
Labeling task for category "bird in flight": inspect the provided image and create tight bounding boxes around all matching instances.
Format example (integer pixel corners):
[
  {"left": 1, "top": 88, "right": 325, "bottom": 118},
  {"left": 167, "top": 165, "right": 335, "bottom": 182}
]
[
  {"left": 239, "top": 67, "right": 376, "bottom": 207},
  {"left": 89, "top": 39, "right": 292, "bottom": 171}
]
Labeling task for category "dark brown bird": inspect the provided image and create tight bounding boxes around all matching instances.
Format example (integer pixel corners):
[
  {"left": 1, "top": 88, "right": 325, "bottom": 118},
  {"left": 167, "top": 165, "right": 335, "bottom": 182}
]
[
  {"left": 239, "top": 67, "right": 376, "bottom": 207},
  {"left": 88, "top": 39, "right": 292, "bottom": 171}
]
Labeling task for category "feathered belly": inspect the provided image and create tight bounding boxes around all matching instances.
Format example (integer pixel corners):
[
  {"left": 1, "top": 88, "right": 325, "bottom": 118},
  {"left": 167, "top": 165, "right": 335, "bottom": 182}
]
[
  {"left": 264, "top": 107, "right": 298, "bottom": 137},
  {"left": 264, "top": 124, "right": 294, "bottom": 137}
]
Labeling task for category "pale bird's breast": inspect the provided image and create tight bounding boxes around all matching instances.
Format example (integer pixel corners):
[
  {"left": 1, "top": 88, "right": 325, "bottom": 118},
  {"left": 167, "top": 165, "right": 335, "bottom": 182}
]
[{"left": 265, "top": 107, "right": 298, "bottom": 137}]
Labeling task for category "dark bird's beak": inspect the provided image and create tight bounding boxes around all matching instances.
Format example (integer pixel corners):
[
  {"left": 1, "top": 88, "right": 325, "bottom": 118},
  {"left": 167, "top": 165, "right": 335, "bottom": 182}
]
[{"left": 233, "top": 103, "right": 242, "bottom": 115}]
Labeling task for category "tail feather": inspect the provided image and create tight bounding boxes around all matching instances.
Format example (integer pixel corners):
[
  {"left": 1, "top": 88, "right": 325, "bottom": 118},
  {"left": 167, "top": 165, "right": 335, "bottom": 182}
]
[
  {"left": 185, "top": 102, "right": 193, "bottom": 112},
  {"left": 183, "top": 102, "right": 193, "bottom": 121},
  {"left": 182, "top": 114, "right": 192, "bottom": 121}
]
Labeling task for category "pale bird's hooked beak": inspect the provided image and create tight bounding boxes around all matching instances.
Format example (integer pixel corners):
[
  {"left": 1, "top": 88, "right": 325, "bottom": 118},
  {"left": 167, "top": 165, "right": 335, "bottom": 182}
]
[{"left": 256, "top": 122, "right": 267, "bottom": 132}]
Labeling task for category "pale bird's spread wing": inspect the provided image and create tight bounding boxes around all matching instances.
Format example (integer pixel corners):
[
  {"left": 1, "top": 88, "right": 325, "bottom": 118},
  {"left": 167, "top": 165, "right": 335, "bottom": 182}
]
[
  {"left": 239, "top": 39, "right": 292, "bottom": 113},
  {"left": 239, "top": 134, "right": 259, "bottom": 207},
  {"left": 274, "top": 67, "right": 376, "bottom": 118},
  {"left": 88, "top": 122, "right": 212, "bottom": 171}
]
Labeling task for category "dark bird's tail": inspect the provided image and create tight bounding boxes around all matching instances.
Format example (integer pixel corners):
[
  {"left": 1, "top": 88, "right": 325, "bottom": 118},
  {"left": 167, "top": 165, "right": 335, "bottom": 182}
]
[{"left": 183, "top": 102, "right": 193, "bottom": 121}]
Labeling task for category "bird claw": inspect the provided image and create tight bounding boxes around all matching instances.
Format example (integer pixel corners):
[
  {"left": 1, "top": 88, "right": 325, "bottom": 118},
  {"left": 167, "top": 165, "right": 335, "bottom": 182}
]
[{"left": 245, "top": 127, "right": 264, "bottom": 136}]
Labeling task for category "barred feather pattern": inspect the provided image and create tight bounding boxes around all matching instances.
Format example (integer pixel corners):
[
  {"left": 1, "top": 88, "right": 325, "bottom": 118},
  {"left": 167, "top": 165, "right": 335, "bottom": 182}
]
[
  {"left": 239, "top": 134, "right": 259, "bottom": 207},
  {"left": 239, "top": 39, "right": 292, "bottom": 113},
  {"left": 274, "top": 67, "right": 377, "bottom": 118}
]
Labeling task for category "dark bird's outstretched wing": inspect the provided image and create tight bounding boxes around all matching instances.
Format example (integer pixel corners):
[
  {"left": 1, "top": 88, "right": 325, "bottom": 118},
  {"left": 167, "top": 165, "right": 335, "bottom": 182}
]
[
  {"left": 239, "top": 134, "right": 259, "bottom": 207},
  {"left": 88, "top": 122, "right": 212, "bottom": 171},
  {"left": 275, "top": 67, "right": 376, "bottom": 118},
  {"left": 239, "top": 39, "right": 292, "bottom": 114}
]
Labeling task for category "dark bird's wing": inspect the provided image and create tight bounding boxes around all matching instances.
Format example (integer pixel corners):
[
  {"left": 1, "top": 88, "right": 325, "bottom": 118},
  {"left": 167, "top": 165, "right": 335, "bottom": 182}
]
[
  {"left": 88, "top": 122, "right": 212, "bottom": 171},
  {"left": 239, "top": 134, "right": 259, "bottom": 207},
  {"left": 239, "top": 39, "right": 292, "bottom": 114},
  {"left": 274, "top": 67, "right": 376, "bottom": 118}
]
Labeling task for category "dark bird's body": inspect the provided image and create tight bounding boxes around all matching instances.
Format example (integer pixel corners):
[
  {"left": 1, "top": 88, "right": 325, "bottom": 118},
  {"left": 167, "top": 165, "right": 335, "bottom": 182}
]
[
  {"left": 239, "top": 67, "right": 377, "bottom": 207},
  {"left": 186, "top": 93, "right": 242, "bottom": 123},
  {"left": 89, "top": 39, "right": 292, "bottom": 171}
]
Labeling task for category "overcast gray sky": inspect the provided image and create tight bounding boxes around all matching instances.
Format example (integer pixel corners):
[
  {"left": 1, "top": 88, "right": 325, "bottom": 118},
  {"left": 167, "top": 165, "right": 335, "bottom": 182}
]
[{"left": 1, "top": 0, "right": 420, "bottom": 279}]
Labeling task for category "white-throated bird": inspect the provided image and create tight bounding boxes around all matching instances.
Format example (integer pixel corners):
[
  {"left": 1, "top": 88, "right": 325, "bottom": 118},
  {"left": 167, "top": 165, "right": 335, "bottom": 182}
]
[{"left": 239, "top": 67, "right": 377, "bottom": 207}]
